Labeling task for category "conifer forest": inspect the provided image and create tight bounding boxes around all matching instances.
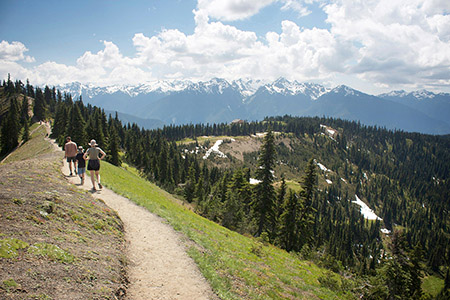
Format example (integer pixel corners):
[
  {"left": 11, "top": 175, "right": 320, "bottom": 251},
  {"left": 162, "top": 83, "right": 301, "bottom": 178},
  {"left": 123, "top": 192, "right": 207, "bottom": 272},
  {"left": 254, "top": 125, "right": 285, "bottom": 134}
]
[{"left": 1, "top": 78, "right": 449, "bottom": 299}]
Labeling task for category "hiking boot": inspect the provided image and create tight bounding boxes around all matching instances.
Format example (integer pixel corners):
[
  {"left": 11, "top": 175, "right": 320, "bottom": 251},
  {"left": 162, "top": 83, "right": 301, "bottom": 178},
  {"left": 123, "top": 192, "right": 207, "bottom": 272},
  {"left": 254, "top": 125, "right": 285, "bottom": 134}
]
[
  {"left": 69, "top": 172, "right": 72, "bottom": 176},
  {"left": 98, "top": 183, "right": 103, "bottom": 189}
]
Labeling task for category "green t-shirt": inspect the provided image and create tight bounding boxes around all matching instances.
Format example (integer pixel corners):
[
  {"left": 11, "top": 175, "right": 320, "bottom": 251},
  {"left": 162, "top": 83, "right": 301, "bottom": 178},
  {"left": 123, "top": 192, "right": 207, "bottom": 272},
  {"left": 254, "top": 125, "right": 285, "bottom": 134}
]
[{"left": 86, "top": 147, "right": 103, "bottom": 160}]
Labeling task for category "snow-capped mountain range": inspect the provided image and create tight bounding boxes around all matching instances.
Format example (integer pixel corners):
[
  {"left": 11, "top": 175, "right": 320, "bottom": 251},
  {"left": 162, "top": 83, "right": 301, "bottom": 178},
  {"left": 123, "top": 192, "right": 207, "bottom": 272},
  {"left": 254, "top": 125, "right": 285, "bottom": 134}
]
[{"left": 57, "top": 78, "right": 450, "bottom": 134}]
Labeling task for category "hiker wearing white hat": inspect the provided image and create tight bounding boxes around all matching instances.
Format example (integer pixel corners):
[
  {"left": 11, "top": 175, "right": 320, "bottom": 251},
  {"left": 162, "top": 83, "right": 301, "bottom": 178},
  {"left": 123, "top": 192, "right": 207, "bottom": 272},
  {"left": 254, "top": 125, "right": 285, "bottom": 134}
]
[{"left": 83, "top": 139, "right": 106, "bottom": 191}]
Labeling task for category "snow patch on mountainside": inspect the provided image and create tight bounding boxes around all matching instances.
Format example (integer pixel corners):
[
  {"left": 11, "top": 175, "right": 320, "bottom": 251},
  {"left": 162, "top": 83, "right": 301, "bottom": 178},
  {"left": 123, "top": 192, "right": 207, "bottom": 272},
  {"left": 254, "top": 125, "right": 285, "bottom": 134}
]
[
  {"left": 262, "top": 78, "right": 329, "bottom": 99},
  {"left": 203, "top": 140, "right": 227, "bottom": 160},
  {"left": 352, "top": 195, "right": 382, "bottom": 220},
  {"left": 378, "top": 89, "right": 444, "bottom": 101},
  {"left": 315, "top": 160, "right": 331, "bottom": 172}
]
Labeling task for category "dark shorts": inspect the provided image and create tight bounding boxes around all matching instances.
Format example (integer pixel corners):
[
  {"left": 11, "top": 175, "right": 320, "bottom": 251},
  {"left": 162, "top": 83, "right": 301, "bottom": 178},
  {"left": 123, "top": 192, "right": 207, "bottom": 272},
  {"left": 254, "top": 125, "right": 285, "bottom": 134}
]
[
  {"left": 87, "top": 159, "right": 100, "bottom": 171},
  {"left": 67, "top": 156, "right": 76, "bottom": 163}
]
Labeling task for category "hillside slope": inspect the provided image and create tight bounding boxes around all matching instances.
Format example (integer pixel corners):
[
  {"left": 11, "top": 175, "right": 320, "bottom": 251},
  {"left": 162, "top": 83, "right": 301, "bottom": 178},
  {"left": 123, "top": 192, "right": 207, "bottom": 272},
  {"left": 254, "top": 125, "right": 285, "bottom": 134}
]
[
  {"left": 99, "top": 159, "right": 357, "bottom": 299},
  {"left": 0, "top": 125, "right": 126, "bottom": 299}
]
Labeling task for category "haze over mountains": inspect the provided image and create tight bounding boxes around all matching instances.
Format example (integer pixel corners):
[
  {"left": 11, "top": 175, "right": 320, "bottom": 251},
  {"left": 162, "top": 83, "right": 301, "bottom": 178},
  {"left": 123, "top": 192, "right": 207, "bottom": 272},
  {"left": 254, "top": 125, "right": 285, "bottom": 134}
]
[{"left": 58, "top": 78, "right": 450, "bottom": 134}]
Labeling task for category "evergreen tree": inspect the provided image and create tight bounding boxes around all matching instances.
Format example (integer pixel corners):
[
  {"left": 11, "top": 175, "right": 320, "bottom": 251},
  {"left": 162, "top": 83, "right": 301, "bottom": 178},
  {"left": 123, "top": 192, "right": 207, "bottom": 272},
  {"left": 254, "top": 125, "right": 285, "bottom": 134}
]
[
  {"left": 222, "top": 170, "right": 248, "bottom": 231},
  {"left": 85, "top": 109, "right": 105, "bottom": 147},
  {"left": 21, "top": 117, "right": 30, "bottom": 143},
  {"left": 272, "top": 175, "right": 287, "bottom": 240},
  {"left": 1, "top": 98, "right": 21, "bottom": 155},
  {"left": 20, "top": 95, "right": 29, "bottom": 126},
  {"left": 33, "top": 87, "right": 46, "bottom": 121},
  {"left": 296, "top": 158, "right": 317, "bottom": 248},
  {"left": 184, "top": 164, "right": 197, "bottom": 203},
  {"left": 384, "top": 230, "right": 413, "bottom": 299},
  {"left": 409, "top": 243, "right": 424, "bottom": 299},
  {"left": 66, "top": 104, "right": 86, "bottom": 146},
  {"left": 279, "top": 191, "right": 300, "bottom": 251},
  {"left": 107, "top": 125, "right": 121, "bottom": 166},
  {"left": 252, "top": 130, "right": 277, "bottom": 237},
  {"left": 51, "top": 102, "right": 68, "bottom": 145}
]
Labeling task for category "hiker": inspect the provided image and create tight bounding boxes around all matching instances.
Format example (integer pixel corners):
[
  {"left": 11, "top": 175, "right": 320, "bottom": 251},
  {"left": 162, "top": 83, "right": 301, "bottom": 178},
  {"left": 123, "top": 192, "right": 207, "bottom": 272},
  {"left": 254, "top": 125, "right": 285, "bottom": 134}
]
[
  {"left": 64, "top": 136, "right": 78, "bottom": 176},
  {"left": 76, "top": 146, "right": 86, "bottom": 185},
  {"left": 83, "top": 139, "right": 106, "bottom": 191}
]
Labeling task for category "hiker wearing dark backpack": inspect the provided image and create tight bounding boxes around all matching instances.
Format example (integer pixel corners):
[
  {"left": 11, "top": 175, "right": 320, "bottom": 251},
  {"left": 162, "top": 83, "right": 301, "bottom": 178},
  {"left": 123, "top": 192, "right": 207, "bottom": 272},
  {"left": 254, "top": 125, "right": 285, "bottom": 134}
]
[
  {"left": 76, "top": 146, "right": 86, "bottom": 185},
  {"left": 83, "top": 139, "right": 106, "bottom": 191}
]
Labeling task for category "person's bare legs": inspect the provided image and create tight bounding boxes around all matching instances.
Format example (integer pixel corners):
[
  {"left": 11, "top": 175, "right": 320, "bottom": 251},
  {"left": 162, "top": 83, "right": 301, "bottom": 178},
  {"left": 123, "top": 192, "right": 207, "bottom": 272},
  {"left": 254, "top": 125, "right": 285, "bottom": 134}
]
[
  {"left": 90, "top": 170, "right": 96, "bottom": 190},
  {"left": 95, "top": 171, "right": 102, "bottom": 188},
  {"left": 68, "top": 161, "right": 73, "bottom": 175}
]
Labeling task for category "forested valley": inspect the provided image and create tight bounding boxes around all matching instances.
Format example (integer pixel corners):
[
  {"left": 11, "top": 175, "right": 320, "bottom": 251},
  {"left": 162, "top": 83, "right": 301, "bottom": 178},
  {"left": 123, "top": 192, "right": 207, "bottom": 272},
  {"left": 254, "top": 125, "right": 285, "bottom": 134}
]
[{"left": 1, "top": 77, "right": 449, "bottom": 299}]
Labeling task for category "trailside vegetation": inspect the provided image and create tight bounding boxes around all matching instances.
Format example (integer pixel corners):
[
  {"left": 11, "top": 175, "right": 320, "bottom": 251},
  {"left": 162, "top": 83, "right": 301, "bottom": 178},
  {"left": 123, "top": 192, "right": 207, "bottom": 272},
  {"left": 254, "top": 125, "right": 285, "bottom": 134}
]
[{"left": 2, "top": 77, "right": 449, "bottom": 298}]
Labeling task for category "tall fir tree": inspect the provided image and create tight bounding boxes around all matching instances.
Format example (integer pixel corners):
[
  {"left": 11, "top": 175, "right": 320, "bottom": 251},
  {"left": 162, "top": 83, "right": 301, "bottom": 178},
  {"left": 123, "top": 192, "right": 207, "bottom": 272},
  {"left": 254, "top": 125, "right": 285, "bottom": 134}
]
[
  {"left": 252, "top": 129, "right": 277, "bottom": 237},
  {"left": 21, "top": 117, "right": 30, "bottom": 143},
  {"left": 296, "top": 158, "right": 317, "bottom": 248},
  {"left": 271, "top": 175, "right": 287, "bottom": 240},
  {"left": 278, "top": 191, "right": 300, "bottom": 251},
  {"left": 20, "top": 95, "right": 29, "bottom": 126},
  {"left": 33, "top": 87, "right": 46, "bottom": 121},
  {"left": 1, "top": 98, "right": 21, "bottom": 155},
  {"left": 384, "top": 230, "right": 414, "bottom": 300},
  {"left": 66, "top": 104, "right": 86, "bottom": 147},
  {"left": 107, "top": 125, "right": 121, "bottom": 166}
]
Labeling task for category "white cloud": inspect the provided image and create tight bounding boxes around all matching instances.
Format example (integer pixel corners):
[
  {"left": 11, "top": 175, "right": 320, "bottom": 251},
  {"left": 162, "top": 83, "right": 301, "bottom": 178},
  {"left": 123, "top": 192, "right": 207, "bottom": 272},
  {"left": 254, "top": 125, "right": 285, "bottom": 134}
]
[
  {"left": 196, "top": 0, "right": 275, "bottom": 21},
  {"left": 2, "top": 0, "right": 449, "bottom": 93},
  {"left": 324, "top": 0, "right": 450, "bottom": 90},
  {"left": 280, "top": 0, "right": 311, "bottom": 17},
  {"left": 0, "top": 40, "right": 35, "bottom": 63},
  {"left": 196, "top": 0, "right": 315, "bottom": 21}
]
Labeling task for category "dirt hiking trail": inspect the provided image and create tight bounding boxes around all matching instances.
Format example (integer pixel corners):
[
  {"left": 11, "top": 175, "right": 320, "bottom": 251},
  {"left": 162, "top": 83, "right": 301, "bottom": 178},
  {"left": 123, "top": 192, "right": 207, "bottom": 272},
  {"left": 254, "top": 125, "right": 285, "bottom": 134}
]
[{"left": 54, "top": 139, "right": 216, "bottom": 299}]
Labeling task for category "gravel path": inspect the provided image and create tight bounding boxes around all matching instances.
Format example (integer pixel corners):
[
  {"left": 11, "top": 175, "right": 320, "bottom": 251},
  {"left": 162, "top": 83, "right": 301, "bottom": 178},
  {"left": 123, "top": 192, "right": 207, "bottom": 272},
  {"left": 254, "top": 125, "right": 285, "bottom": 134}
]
[{"left": 55, "top": 141, "right": 216, "bottom": 299}]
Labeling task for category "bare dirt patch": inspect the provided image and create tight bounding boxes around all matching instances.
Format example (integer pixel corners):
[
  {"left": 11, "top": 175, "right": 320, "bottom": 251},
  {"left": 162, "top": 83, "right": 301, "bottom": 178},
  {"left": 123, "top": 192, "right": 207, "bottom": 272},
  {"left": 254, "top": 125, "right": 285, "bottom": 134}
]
[
  {"left": 220, "top": 136, "right": 263, "bottom": 161},
  {"left": 0, "top": 151, "right": 126, "bottom": 299},
  {"left": 62, "top": 157, "right": 217, "bottom": 300}
]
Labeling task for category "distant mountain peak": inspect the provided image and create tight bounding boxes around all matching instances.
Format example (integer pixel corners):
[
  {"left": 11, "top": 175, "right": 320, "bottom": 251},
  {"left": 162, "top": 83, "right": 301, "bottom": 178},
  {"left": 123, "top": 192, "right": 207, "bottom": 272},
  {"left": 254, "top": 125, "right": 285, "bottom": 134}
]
[
  {"left": 378, "top": 89, "right": 442, "bottom": 101},
  {"left": 412, "top": 90, "right": 436, "bottom": 100},
  {"left": 261, "top": 77, "right": 329, "bottom": 99},
  {"left": 331, "top": 85, "right": 362, "bottom": 97}
]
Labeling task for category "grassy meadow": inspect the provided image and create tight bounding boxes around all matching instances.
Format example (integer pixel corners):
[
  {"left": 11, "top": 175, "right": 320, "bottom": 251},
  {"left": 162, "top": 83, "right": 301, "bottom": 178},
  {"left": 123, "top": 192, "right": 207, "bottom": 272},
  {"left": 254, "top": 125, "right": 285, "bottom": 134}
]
[{"left": 101, "top": 161, "right": 356, "bottom": 299}]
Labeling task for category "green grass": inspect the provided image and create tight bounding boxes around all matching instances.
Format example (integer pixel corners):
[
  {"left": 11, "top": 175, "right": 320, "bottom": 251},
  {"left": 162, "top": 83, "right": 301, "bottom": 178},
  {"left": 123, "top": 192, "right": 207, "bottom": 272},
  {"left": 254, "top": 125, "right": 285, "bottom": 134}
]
[
  {"left": 422, "top": 275, "right": 444, "bottom": 297},
  {"left": 27, "top": 242, "right": 75, "bottom": 264},
  {"left": 1, "top": 123, "right": 53, "bottom": 164},
  {"left": 0, "top": 238, "right": 29, "bottom": 258},
  {"left": 101, "top": 161, "right": 355, "bottom": 299}
]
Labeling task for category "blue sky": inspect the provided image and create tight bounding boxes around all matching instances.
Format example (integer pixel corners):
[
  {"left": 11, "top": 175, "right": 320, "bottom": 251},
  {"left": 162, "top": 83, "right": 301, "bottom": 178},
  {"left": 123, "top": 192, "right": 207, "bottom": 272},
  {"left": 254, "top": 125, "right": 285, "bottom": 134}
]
[{"left": 1, "top": 0, "right": 449, "bottom": 94}]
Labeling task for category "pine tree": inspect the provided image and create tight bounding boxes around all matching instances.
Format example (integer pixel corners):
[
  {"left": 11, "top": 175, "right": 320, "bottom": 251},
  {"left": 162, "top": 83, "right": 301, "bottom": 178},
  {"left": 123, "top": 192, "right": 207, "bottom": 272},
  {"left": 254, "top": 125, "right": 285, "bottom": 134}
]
[
  {"left": 51, "top": 102, "right": 68, "bottom": 145},
  {"left": 184, "top": 163, "right": 197, "bottom": 203},
  {"left": 408, "top": 243, "right": 424, "bottom": 299},
  {"left": 20, "top": 95, "right": 29, "bottom": 126},
  {"left": 33, "top": 87, "right": 46, "bottom": 121},
  {"left": 296, "top": 158, "right": 317, "bottom": 248},
  {"left": 384, "top": 230, "right": 413, "bottom": 299},
  {"left": 107, "top": 125, "right": 121, "bottom": 166},
  {"left": 1, "top": 98, "right": 21, "bottom": 155},
  {"left": 222, "top": 170, "right": 248, "bottom": 231},
  {"left": 252, "top": 129, "right": 277, "bottom": 237},
  {"left": 279, "top": 191, "right": 300, "bottom": 251},
  {"left": 66, "top": 104, "right": 87, "bottom": 146},
  {"left": 271, "top": 175, "right": 287, "bottom": 240},
  {"left": 21, "top": 117, "right": 30, "bottom": 143}
]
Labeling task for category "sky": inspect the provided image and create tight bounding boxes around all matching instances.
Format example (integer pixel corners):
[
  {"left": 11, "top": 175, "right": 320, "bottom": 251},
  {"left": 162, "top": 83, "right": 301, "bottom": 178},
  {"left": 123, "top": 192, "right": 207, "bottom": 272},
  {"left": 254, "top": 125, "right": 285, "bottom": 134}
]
[{"left": 1, "top": 0, "right": 449, "bottom": 95}]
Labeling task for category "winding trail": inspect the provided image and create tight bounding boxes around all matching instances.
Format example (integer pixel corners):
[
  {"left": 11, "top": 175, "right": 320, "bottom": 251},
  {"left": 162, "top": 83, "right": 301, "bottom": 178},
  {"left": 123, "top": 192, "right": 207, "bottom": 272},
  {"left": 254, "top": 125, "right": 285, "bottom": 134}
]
[{"left": 50, "top": 133, "right": 216, "bottom": 299}]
